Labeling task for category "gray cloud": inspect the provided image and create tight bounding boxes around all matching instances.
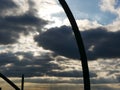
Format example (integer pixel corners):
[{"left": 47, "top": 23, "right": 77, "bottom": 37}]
[
  {"left": 0, "top": 52, "right": 79, "bottom": 78},
  {"left": 0, "top": 0, "right": 17, "bottom": 13},
  {"left": 82, "top": 27, "right": 120, "bottom": 59},
  {"left": 35, "top": 25, "right": 120, "bottom": 60},
  {"left": 3, "top": 14, "right": 47, "bottom": 27},
  {"left": 91, "top": 77, "right": 119, "bottom": 84},
  {"left": 48, "top": 70, "right": 97, "bottom": 78},
  {"left": 0, "top": 52, "right": 57, "bottom": 77},
  {"left": 0, "top": 51, "right": 97, "bottom": 78},
  {"left": 1, "top": 52, "right": 120, "bottom": 84},
  {"left": 34, "top": 26, "right": 80, "bottom": 59},
  {"left": 0, "top": 31, "right": 19, "bottom": 44},
  {"left": 0, "top": 15, "right": 47, "bottom": 44},
  {"left": 0, "top": 0, "right": 48, "bottom": 45}
]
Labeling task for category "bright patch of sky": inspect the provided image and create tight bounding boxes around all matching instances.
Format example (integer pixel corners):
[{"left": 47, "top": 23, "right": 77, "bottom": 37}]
[{"left": 65, "top": 0, "right": 117, "bottom": 25}]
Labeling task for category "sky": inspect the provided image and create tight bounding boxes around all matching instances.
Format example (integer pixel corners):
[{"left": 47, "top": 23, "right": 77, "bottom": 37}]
[{"left": 0, "top": 0, "right": 120, "bottom": 90}]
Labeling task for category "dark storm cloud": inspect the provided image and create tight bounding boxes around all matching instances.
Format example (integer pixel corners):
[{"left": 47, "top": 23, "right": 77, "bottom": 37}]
[
  {"left": 35, "top": 26, "right": 80, "bottom": 59},
  {"left": 3, "top": 14, "right": 47, "bottom": 26},
  {"left": 0, "top": 31, "right": 19, "bottom": 44},
  {"left": 0, "top": 52, "right": 97, "bottom": 78},
  {"left": 0, "top": 52, "right": 60, "bottom": 77},
  {"left": 35, "top": 25, "right": 120, "bottom": 60},
  {"left": 117, "top": 76, "right": 120, "bottom": 82},
  {"left": 0, "top": 0, "right": 17, "bottom": 12},
  {"left": 0, "top": 15, "right": 47, "bottom": 44},
  {"left": 82, "top": 27, "right": 120, "bottom": 59},
  {"left": 0, "top": 53, "right": 18, "bottom": 65},
  {"left": 0, "top": 1, "right": 48, "bottom": 45}
]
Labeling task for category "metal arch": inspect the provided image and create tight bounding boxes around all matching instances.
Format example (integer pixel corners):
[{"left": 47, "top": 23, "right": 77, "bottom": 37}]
[
  {"left": 0, "top": 73, "right": 20, "bottom": 90},
  {"left": 58, "top": 0, "right": 91, "bottom": 90}
]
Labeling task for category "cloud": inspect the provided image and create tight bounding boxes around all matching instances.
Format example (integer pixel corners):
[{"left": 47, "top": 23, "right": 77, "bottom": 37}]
[
  {"left": 0, "top": 52, "right": 58, "bottom": 77},
  {"left": 0, "top": 50, "right": 97, "bottom": 78},
  {"left": 48, "top": 70, "right": 97, "bottom": 78},
  {"left": 0, "top": 51, "right": 119, "bottom": 84},
  {"left": 106, "top": 18, "right": 120, "bottom": 32},
  {"left": 62, "top": 19, "right": 102, "bottom": 31},
  {"left": 24, "top": 77, "right": 83, "bottom": 84},
  {"left": 35, "top": 25, "right": 120, "bottom": 60},
  {"left": 0, "top": 0, "right": 17, "bottom": 15},
  {"left": 0, "top": 31, "right": 19, "bottom": 44},
  {"left": 0, "top": 14, "right": 47, "bottom": 44},
  {"left": 34, "top": 26, "right": 80, "bottom": 59},
  {"left": 91, "top": 77, "right": 119, "bottom": 84},
  {"left": 0, "top": 0, "right": 48, "bottom": 45},
  {"left": 76, "top": 19, "right": 102, "bottom": 31},
  {"left": 100, "top": 0, "right": 117, "bottom": 14},
  {"left": 35, "top": 0, "right": 63, "bottom": 19},
  {"left": 99, "top": 0, "right": 120, "bottom": 31},
  {"left": 99, "top": 0, "right": 120, "bottom": 16},
  {"left": 82, "top": 27, "right": 120, "bottom": 59},
  {"left": 0, "top": 51, "right": 85, "bottom": 78},
  {"left": 89, "top": 59, "right": 120, "bottom": 84}
]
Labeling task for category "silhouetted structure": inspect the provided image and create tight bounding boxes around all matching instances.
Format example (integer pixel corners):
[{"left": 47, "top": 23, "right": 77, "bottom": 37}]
[
  {"left": 21, "top": 74, "right": 24, "bottom": 90},
  {"left": 0, "top": 87, "right": 1, "bottom": 90},
  {"left": 0, "top": 73, "right": 20, "bottom": 90},
  {"left": 58, "top": 0, "right": 91, "bottom": 90}
]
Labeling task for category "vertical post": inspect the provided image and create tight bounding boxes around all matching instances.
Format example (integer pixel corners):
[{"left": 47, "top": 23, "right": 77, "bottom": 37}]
[
  {"left": 0, "top": 87, "right": 1, "bottom": 90},
  {"left": 58, "top": 0, "right": 91, "bottom": 90},
  {"left": 21, "top": 74, "right": 24, "bottom": 90}
]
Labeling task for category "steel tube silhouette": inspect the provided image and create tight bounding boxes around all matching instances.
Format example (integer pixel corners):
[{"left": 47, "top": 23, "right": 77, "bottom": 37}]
[
  {"left": 21, "top": 74, "right": 24, "bottom": 90},
  {"left": 58, "top": 0, "right": 91, "bottom": 90},
  {"left": 0, "top": 73, "right": 20, "bottom": 90}
]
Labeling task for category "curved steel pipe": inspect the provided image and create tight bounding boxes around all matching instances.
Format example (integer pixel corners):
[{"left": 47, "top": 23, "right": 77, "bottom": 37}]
[
  {"left": 0, "top": 73, "right": 20, "bottom": 90},
  {"left": 58, "top": 0, "right": 91, "bottom": 90}
]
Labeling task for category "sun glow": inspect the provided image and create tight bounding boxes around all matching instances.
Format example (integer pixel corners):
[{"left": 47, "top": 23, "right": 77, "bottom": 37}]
[{"left": 17, "top": 55, "right": 24, "bottom": 61}]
